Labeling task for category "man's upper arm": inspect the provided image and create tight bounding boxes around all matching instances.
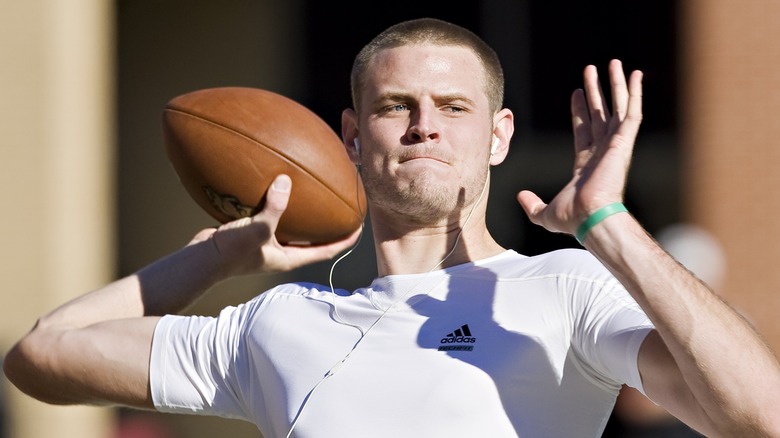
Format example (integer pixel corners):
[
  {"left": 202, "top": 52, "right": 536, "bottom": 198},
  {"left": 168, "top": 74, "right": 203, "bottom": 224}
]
[
  {"left": 4, "top": 316, "right": 160, "bottom": 409},
  {"left": 637, "top": 329, "right": 712, "bottom": 435}
]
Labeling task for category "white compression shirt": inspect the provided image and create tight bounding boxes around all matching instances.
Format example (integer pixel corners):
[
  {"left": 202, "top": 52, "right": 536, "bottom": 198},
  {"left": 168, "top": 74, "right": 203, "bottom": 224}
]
[{"left": 150, "top": 249, "right": 654, "bottom": 437}]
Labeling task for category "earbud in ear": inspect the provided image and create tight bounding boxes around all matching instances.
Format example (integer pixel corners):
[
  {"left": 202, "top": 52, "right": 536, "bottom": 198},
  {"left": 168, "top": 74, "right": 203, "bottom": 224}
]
[
  {"left": 354, "top": 138, "right": 361, "bottom": 155},
  {"left": 490, "top": 136, "right": 499, "bottom": 155}
]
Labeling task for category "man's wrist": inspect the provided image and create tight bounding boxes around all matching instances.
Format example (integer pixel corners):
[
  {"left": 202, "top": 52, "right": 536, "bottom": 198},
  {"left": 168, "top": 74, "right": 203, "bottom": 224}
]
[{"left": 576, "top": 202, "right": 629, "bottom": 244}]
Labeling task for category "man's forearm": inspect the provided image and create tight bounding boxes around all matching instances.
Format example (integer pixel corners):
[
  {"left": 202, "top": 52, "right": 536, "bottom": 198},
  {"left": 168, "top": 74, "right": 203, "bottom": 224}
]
[
  {"left": 3, "top": 237, "right": 225, "bottom": 407},
  {"left": 39, "top": 236, "right": 225, "bottom": 330},
  {"left": 583, "top": 212, "right": 780, "bottom": 435}
]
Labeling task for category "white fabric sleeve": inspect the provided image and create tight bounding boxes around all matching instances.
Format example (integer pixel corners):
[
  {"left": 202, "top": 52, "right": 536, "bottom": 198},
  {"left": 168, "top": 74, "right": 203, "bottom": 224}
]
[
  {"left": 570, "top": 277, "right": 655, "bottom": 396},
  {"left": 150, "top": 304, "right": 252, "bottom": 420}
]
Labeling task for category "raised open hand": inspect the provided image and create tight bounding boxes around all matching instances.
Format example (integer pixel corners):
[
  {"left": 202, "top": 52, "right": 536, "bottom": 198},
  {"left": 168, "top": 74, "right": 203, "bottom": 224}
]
[{"left": 517, "top": 59, "right": 643, "bottom": 239}]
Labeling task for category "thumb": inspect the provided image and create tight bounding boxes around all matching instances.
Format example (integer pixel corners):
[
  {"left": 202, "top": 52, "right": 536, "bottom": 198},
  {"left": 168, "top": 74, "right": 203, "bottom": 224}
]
[
  {"left": 516, "top": 190, "right": 546, "bottom": 222},
  {"left": 217, "top": 174, "right": 292, "bottom": 234},
  {"left": 263, "top": 174, "right": 292, "bottom": 219},
  {"left": 211, "top": 174, "right": 293, "bottom": 273}
]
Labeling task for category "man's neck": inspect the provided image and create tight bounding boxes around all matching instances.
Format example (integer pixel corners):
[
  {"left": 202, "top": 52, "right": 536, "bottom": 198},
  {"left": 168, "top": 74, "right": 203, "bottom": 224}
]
[{"left": 370, "top": 211, "right": 505, "bottom": 277}]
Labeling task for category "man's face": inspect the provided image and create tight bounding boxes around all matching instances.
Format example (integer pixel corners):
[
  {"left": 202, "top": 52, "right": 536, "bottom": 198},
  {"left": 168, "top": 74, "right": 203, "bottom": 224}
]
[{"left": 356, "top": 44, "right": 495, "bottom": 225}]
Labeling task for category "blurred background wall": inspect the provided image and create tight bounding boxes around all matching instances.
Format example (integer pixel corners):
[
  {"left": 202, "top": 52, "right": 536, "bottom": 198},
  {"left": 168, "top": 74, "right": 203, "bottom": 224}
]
[
  {"left": 1, "top": 1, "right": 778, "bottom": 437},
  {"left": 0, "top": 1, "right": 116, "bottom": 437}
]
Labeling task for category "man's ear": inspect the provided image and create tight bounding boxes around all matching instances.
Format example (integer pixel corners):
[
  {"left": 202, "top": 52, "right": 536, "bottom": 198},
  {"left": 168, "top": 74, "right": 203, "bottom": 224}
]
[
  {"left": 341, "top": 108, "right": 360, "bottom": 165},
  {"left": 489, "top": 108, "right": 515, "bottom": 166}
]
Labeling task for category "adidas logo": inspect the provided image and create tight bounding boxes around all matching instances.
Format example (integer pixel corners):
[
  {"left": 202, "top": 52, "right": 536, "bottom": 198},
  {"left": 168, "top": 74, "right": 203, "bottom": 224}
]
[{"left": 438, "top": 324, "right": 476, "bottom": 351}]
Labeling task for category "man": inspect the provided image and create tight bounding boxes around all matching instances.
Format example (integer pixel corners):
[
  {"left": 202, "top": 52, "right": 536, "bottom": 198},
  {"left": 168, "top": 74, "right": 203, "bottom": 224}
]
[{"left": 5, "top": 18, "right": 780, "bottom": 438}]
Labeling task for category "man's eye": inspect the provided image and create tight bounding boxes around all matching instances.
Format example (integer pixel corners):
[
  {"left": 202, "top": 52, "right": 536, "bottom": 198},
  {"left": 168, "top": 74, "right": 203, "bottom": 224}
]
[
  {"left": 387, "top": 104, "right": 407, "bottom": 112},
  {"left": 445, "top": 106, "right": 465, "bottom": 113}
]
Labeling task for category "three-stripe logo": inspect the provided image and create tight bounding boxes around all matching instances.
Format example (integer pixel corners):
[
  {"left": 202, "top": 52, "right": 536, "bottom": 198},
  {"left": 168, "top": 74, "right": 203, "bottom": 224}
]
[{"left": 439, "top": 324, "right": 476, "bottom": 351}]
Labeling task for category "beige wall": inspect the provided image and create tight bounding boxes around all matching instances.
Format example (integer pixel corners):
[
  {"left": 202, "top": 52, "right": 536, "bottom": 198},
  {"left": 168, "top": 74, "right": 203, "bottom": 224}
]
[{"left": 0, "top": 0, "right": 115, "bottom": 437}]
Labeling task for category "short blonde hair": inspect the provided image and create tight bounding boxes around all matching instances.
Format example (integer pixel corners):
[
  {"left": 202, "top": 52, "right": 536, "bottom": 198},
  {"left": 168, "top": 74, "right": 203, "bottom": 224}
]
[{"left": 350, "top": 18, "right": 505, "bottom": 115}]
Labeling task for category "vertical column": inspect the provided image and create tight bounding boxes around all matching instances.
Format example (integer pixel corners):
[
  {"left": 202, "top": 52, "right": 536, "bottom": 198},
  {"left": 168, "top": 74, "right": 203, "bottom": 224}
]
[
  {"left": 0, "top": 0, "right": 115, "bottom": 437},
  {"left": 680, "top": 1, "right": 780, "bottom": 350}
]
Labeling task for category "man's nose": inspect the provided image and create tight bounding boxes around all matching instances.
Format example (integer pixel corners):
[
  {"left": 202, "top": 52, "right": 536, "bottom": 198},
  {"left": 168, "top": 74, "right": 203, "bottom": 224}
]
[{"left": 406, "top": 106, "right": 440, "bottom": 143}]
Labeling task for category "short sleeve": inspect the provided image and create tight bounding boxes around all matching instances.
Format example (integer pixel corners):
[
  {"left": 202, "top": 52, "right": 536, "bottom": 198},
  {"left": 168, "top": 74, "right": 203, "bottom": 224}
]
[
  {"left": 571, "top": 278, "right": 655, "bottom": 396},
  {"left": 150, "top": 304, "right": 253, "bottom": 420}
]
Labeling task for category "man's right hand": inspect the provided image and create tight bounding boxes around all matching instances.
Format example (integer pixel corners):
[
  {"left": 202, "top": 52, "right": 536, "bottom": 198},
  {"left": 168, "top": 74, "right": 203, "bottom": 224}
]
[{"left": 191, "top": 174, "right": 362, "bottom": 279}]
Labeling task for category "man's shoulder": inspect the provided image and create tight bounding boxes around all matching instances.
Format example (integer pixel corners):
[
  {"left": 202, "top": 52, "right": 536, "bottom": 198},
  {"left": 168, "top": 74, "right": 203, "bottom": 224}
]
[
  {"left": 474, "top": 248, "right": 610, "bottom": 279},
  {"left": 262, "top": 281, "right": 336, "bottom": 298}
]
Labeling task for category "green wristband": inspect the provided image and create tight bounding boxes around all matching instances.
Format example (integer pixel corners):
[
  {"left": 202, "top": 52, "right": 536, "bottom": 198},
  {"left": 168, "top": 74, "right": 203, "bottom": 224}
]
[{"left": 575, "top": 202, "right": 628, "bottom": 244}]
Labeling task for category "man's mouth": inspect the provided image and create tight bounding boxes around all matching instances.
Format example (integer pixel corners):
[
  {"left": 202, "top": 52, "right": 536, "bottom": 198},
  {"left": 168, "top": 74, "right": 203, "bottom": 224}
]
[{"left": 398, "top": 150, "right": 450, "bottom": 165}]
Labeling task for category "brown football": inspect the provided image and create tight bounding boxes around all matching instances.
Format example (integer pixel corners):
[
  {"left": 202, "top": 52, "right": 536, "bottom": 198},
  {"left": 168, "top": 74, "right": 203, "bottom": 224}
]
[{"left": 162, "top": 87, "right": 366, "bottom": 245}]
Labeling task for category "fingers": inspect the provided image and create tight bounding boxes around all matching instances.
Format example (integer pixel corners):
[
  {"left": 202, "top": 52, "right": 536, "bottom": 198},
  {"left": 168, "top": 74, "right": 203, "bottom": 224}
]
[
  {"left": 611, "top": 65, "right": 644, "bottom": 150},
  {"left": 283, "top": 228, "right": 363, "bottom": 267},
  {"left": 583, "top": 64, "right": 609, "bottom": 132},
  {"left": 609, "top": 60, "right": 629, "bottom": 123},
  {"left": 571, "top": 88, "right": 591, "bottom": 153},
  {"left": 625, "top": 69, "right": 644, "bottom": 126},
  {"left": 574, "top": 60, "right": 643, "bottom": 145},
  {"left": 573, "top": 63, "right": 611, "bottom": 155}
]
